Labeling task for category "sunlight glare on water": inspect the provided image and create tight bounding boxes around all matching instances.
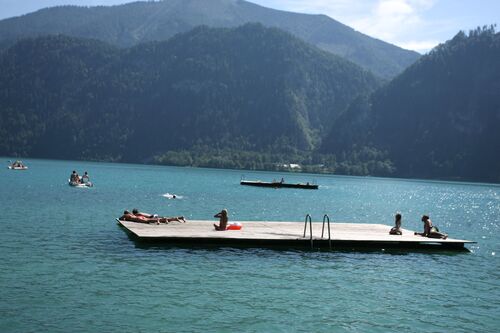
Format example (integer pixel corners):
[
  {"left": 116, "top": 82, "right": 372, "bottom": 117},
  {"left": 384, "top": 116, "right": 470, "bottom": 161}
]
[{"left": 0, "top": 159, "right": 499, "bottom": 332}]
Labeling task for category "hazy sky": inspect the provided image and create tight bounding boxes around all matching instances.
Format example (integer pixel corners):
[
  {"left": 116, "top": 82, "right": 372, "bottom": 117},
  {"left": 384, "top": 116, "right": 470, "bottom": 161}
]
[{"left": 0, "top": 0, "right": 498, "bottom": 53}]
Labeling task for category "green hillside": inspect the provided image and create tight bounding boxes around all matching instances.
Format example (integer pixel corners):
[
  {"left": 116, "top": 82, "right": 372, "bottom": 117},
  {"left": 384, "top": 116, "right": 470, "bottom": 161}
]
[
  {"left": 322, "top": 26, "right": 500, "bottom": 183},
  {"left": 0, "top": 0, "right": 419, "bottom": 78},
  {"left": 0, "top": 24, "right": 380, "bottom": 165}
]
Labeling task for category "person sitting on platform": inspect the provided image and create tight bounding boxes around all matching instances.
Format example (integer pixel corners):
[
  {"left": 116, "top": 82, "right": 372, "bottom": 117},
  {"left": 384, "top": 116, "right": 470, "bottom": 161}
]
[
  {"left": 389, "top": 213, "right": 403, "bottom": 235},
  {"left": 414, "top": 215, "right": 447, "bottom": 239},
  {"left": 214, "top": 209, "right": 228, "bottom": 231}
]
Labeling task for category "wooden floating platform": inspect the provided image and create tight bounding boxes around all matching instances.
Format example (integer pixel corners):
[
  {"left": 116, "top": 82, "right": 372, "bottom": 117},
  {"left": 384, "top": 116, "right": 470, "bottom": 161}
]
[
  {"left": 118, "top": 220, "right": 474, "bottom": 251},
  {"left": 240, "top": 180, "right": 318, "bottom": 189}
]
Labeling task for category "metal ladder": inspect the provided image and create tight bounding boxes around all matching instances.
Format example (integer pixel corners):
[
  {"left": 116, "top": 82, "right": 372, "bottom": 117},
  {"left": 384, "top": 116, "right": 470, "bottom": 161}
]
[
  {"left": 303, "top": 214, "right": 333, "bottom": 250},
  {"left": 321, "top": 214, "right": 332, "bottom": 250}
]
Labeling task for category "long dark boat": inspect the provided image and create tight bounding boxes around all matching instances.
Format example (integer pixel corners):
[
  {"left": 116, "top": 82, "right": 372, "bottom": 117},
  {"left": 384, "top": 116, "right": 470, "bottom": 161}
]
[{"left": 240, "top": 180, "right": 318, "bottom": 189}]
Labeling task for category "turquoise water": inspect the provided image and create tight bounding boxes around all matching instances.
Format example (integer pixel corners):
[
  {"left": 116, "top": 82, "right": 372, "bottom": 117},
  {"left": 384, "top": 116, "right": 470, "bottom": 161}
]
[{"left": 1, "top": 158, "right": 499, "bottom": 332}]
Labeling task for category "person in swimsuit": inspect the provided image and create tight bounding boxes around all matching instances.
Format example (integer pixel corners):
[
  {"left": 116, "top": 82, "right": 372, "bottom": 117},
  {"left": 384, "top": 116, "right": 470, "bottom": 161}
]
[
  {"left": 213, "top": 209, "right": 228, "bottom": 231},
  {"left": 119, "top": 211, "right": 159, "bottom": 224},
  {"left": 121, "top": 209, "right": 186, "bottom": 223},
  {"left": 414, "top": 215, "right": 447, "bottom": 239},
  {"left": 389, "top": 213, "right": 403, "bottom": 235}
]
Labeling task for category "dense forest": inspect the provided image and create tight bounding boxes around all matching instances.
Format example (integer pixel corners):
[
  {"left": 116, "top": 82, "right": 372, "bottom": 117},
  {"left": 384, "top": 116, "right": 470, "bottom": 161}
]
[
  {"left": 321, "top": 26, "right": 500, "bottom": 182},
  {"left": 0, "top": 0, "right": 419, "bottom": 78},
  {"left": 0, "top": 24, "right": 382, "bottom": 172},
  {"left": 1, "top": 12, "right": 498, "bottom": 182}
]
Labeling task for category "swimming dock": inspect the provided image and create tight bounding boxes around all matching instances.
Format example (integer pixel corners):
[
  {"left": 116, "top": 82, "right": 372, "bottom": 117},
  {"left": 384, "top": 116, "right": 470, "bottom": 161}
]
[{"left": 117, "top": 220, "right": 474, "bottom": 251}]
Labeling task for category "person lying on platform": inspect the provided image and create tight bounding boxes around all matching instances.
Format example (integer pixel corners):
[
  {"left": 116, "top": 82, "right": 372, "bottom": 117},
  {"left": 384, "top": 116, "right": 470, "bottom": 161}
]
[
  {"left": 414, "top": 215, "right": 448, "bottom": 239},
  {"left": 132, "top": 208, "right": 156, "bottom": 218},
  {"left": 120, "top": 210, "right": 186, "bottom": 224},
  {"left": 213, "top": 209, "right": 228, "bottom": 231},
  {"left": 131, "top": 208, "right": 185, "bottom": 223},
  {"left": 389, "top": 213, "right": 403, "bottom": 235}
]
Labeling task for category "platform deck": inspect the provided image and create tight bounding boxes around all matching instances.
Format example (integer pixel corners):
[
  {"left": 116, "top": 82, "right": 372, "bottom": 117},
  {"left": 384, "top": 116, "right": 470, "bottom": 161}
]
[{"left": 117, "top": 220, "right": 474, "bottom": 250}]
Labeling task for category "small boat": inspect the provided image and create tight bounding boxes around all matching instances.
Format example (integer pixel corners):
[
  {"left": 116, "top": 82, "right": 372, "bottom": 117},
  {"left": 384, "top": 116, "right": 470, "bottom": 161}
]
[
  {"left": 8, "top": 165, "right": 28, "bottom": 170},
  {"left": 68, "top": 179, "right": 93, "bottom": 188},
  {"left": 240, "top": 180, "right": 318, "bottom": 189},
  {"left": 7, "top": 161, "right": 28, "bottom": 170}
]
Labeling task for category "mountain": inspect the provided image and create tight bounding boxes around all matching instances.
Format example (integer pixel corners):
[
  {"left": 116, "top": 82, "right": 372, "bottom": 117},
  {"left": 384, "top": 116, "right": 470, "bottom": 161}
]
[
  {"left": 0, "top": 0, "right": 420, "bottom": 79},
  {"left": 0, "top": 24, "right": 380, "bottom": 163},
  {"left": 321, "top": 26, "right": 500, "bottom": 183}
]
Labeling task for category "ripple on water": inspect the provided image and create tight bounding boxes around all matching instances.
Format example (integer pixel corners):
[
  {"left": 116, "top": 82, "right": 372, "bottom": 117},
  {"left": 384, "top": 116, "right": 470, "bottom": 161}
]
[{"left": 1, "top": 160, "right": 499, "bottom": 332}]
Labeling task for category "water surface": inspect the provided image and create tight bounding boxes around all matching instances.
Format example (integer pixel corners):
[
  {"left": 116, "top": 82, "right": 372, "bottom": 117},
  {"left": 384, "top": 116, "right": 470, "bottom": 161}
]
[{"left": 1, "top": 158, "right": 499, "bottom": 332}]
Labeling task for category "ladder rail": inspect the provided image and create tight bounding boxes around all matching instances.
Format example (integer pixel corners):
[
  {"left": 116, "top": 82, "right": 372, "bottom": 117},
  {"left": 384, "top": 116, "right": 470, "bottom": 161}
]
[
  {"left": 303, "top": 214, "right": 313, "bottom": 249},
  {"left": 321, "top": 214, "right": 332, "bottom": 250}
]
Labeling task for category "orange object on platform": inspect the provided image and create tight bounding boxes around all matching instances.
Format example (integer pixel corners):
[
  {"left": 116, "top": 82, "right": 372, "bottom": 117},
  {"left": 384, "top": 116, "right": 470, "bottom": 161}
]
[{"left": 226, "top": 224, "right": 242, "bottom": 230}]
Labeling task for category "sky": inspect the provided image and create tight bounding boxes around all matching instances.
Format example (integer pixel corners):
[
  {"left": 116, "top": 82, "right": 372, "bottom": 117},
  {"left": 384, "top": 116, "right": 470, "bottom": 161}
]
[{"left": 0, "top": 0, "right": 498, "bottom": 53}]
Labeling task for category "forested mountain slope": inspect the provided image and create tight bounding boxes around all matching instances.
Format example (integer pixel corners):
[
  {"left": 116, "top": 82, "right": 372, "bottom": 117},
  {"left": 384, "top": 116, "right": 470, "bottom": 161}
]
[
  {"left": 0, "top": 24, "right": 379, "bottom": 163},
  {"left": 322, "top": 27, "right": 500, "bottom": 182},
  {"left": 0, "top": 0, "right": 419, "bottom": 78}
]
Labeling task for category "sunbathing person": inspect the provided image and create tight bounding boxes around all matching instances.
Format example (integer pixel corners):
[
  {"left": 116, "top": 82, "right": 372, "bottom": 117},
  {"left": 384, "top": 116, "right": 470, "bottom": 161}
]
[
  {"left": 389, "top": 213, "right": 403, "bottom": 235},
  {"left": 119, "top": 209, "right": 185, "bottom": 223},
  {"left": 132, "top": 208, "right": 156, "bottom": 218},
  {"left": 119, "top": 210, "right": 159, "bottom": 223},
  {"left": 214, "top": 209, "right": 228, "bottom": 231},
  {"left": 131, "top": 208, "right": 186, "bottom": 223},
  {"left": 414, "top": 215, "right": 447, "bottom": 239}
]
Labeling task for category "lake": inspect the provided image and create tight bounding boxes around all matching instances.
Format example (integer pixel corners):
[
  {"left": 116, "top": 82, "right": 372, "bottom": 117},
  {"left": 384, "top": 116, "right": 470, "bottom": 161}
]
[{"left": 1, "top": 158, "right": 499, "bottom": 332}]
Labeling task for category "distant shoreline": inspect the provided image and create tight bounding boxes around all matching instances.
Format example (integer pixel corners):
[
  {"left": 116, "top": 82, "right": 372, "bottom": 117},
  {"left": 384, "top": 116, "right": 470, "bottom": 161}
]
[{"left": 4, "top": 156, "right": 499, "bottom": 186}]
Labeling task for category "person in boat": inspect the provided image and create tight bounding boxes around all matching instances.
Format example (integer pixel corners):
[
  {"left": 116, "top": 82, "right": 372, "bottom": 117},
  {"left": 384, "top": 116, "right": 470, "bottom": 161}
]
[
  {"left": 81, "top": 171, "right": 90, "bottom": 184},
  {"left": 70, "top": 170, "right": 79, "bottom": 183},
  {"left": 131, "top": 208, "right": 186, "bottom": 223},
  {"left": 11, "top": 160, "right": 24, "bottom": 168},
  {"left": 414, "top": 215, "right": 448, "bottom": 239},
  {"left": 389, "top": 213, "right": 403, "bottom": 235},
  {"left": 214, "top": 209, "right": 228, "bottom": 231}
]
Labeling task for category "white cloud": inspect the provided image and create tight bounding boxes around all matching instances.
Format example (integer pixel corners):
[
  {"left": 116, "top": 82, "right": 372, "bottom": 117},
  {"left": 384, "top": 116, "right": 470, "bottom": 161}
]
[
  {"left": 350, "top": 0, "right": 438, "bottom": 47},
  {"left": 254, "top": 0, "right": 449, "bottom": 52}
]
